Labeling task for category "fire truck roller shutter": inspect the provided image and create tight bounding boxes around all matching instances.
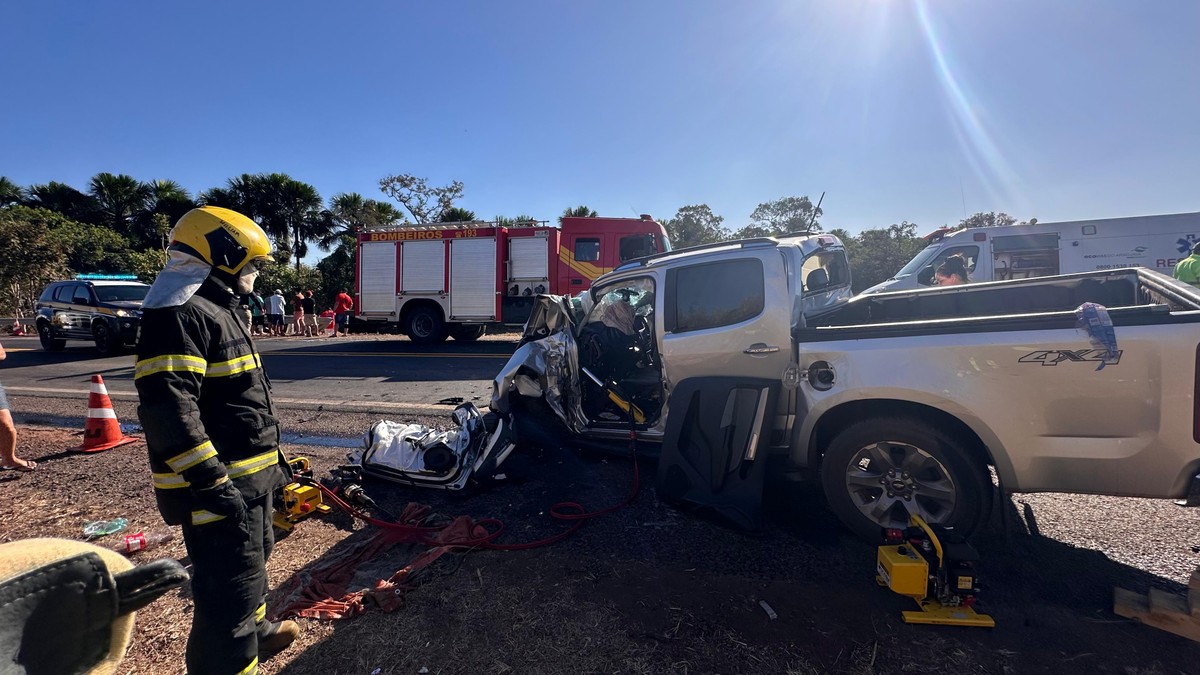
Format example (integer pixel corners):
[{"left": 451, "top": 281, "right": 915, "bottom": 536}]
[
  {"left": 402, "top": 241, "right": 445, "bottom": 292},
  {"left": 450, "top": 238, "right": 498, "bottom": 319},
  {"left": 509, "top": 236, "right": 550, "bottom": 295},
  {"left": 359, "top": 242, "right": 398, "bottom": 314}
]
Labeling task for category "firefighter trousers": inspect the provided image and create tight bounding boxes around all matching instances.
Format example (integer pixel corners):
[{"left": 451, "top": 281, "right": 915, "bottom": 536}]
[{"left": 180, "top": 495, "right": 278, "bottom": 675}]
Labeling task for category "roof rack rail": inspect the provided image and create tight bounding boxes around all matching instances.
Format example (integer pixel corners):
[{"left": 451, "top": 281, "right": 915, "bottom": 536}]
[{"left": 612, "top": 237, "right": 780, "bottom": 271}]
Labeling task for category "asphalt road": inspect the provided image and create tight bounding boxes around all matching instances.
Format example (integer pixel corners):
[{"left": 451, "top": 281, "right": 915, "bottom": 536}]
[{"left": 2, "top": 333, "right": 516, "bottom": 415}]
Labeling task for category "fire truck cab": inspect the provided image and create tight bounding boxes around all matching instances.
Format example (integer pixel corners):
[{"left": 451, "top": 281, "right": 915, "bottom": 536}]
[{"left": 355, "top": 215, "right": 670, "bottom": 343}]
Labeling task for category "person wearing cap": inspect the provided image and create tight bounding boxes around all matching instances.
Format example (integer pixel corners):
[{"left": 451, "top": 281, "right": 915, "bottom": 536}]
[
  {"left": 267, "top": 288, "right": 286, "bottom": 336},
  {"left": 134, "top": 206, "right": 299, "bottom": 672}
]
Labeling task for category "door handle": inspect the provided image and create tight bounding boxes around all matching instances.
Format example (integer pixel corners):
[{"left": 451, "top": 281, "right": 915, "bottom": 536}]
[
  {"left": 743, "top": 343, "right": 780, "bottom": 355},
  {"left": 570, "top": 279, "right": 583, "bottom": 286}
]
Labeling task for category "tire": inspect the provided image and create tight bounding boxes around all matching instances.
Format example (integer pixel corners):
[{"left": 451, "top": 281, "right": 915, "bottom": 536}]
[
  {"left": 449, "top": 325, "right": 486, "bottom": 342},
  {"left": 819, "top": 416, "right": 991, "bottom": 542},
  {"left": 404, "top": 306, "right": 447, "bottom": 345},
  {"left": 37, "top": 321, "right": 66, "bottom": 352},
  {"left": 93, "top": 322, "right": 118, "bottom": 355}
]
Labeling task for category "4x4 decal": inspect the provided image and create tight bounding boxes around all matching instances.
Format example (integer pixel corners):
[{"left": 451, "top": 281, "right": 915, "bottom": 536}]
[{"left": 1019, "top": 349, "right": 1122, "bottom": 366}]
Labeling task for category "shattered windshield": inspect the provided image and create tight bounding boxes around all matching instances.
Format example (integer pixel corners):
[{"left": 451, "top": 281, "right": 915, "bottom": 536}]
[{"left": 584, "top": 278, "right": 655, "bottom": 333}]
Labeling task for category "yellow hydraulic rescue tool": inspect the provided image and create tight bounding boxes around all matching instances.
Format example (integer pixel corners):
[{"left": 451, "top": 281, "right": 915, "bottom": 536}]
[
  {"left": 876, "top": 515, "right": 995, "bottom": 628},
  {"left": 272, "top": 457, "right": 332, "bottom": 531}
]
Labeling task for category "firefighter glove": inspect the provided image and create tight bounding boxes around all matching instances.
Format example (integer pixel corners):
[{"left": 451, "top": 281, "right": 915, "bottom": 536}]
[{"left": 190, "top": 478, "right": 247, "bottom": 523}]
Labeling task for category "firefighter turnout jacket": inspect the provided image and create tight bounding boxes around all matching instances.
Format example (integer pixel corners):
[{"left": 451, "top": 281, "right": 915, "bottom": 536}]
[{"left": 135, "top": 278, "right": 289, "bottom": 526}]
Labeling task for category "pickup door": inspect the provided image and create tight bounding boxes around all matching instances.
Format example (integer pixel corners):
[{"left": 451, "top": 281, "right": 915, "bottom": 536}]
[{"left": 660, "top": 249, "right": 793, "bottom": 391}]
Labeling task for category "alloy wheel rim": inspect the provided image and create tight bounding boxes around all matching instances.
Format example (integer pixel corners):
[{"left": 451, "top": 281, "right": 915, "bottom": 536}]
[{"left": 843, "top": 440, "right": 957, "bottom": 529}]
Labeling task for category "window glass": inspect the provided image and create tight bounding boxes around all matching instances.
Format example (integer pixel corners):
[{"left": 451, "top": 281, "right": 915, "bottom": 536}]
[
  {"left": 94, "top": 285, "right": 150, "bottom": 302},
  {"left": 39, "top": 284, "right": 59, "bottom": 302},
  {"left": 574, "top": 238, "right": 601, "bottom": 263},
  {"left": 72, "top": 286, "right": 93, "bottom": 305},
  {"left": 53, "top": 284, "right": 76, "bottom": 303},
  {"left": 801, "top": 250, "right": 850, "bottom": 293},
  {"left": 930, "top": 246, "right": 980, "bottom": 273},
  {"left": 584, "top": 278, "right": 655, "bottom": 333},
  {"left": 670, "top": 258, "right": 764, "bottom": 332},
  {"left": 619, "top": 234, "right": 656, "bottom": 262},
  {"left": 896, "top": 245, "right": 940, "bottom": 277}
]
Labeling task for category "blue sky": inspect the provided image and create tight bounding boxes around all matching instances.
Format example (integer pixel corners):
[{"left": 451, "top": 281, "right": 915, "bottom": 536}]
[{"left": 2, "top": 1, "right": 1197, "bottom": 241}]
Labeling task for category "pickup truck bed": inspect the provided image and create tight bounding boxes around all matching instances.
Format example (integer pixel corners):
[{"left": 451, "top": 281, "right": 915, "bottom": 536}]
[{"left": 790, "top": 268, "right": 1200, "bottom": 538}]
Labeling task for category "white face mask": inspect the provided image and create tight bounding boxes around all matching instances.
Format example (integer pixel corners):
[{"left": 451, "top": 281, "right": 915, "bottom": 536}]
[{"left": 236, "top": 264, "right": 260, "bottom": 294}]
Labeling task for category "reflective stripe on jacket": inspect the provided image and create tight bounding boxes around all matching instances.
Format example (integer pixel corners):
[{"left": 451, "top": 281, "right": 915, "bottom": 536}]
[{"left": 135, "top": 278, "right": 289, "bottom": 525}]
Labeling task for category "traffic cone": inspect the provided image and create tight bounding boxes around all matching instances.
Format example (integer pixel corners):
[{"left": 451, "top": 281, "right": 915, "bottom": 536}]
[
  {"left": 71, "top": 375, "right": 139, "bottom": 453},
  {"left": 11, "top": 319, "right": 23, "bottom": 336}
]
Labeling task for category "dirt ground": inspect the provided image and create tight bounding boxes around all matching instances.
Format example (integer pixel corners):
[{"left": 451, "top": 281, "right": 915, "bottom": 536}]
[{"left": 3, "top": 424, "right": 1199, "bottom": 675}]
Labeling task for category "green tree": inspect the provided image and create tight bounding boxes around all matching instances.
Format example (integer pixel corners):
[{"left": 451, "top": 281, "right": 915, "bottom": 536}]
[
  {"left": 829, "top": 222, "right": 928, "bottom": 292},
  {"left": 661, "top": 204, "right": 728, "bottom": 249},
  {"left": 732, "top": 196, "right": 822, "bottom": 238},
  {"left": 26, "top": 181, "right": 99, "bottom": 223},
  {"left": 127, "top": 248, "right": 169, "bottom": 283},
  {"left": 559, "top": 205, "right": 597, "bottom": 224},
  {"left": 136, "top": 180, "right": 195, "bottom": 248},
  {"left": 0, "top": 207, "right": 71, "bottom": 317},
  {"left": 440, "top": 206, "right": 476, "bottom": 222},
  {"left": 378, "top": 174, "right": 464, "bottom": 222},
  {"left": 315, "top": 193, "right": 405, "bottom": 296},
  {"left": 960, "top": 211, "right": 1017, "bottom": 229},
  {"left": 0, "top": 177, "right": 23, "bottom": 206},
  {"left": 88, "top": 173, "right": 151, "bottom": 237}
]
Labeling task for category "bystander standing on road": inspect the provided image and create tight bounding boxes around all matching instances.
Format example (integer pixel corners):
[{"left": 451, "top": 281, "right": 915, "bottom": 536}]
[
  {"left": 301, "top": 290, "right": 317, "bottom": 337},
  {"left": 238, "top": 294, "right": 253, "bottom": 331},
  {"left": 332, "top": 289, "right": 354, "bottom": 337},
  {"left": 267, "top": 289, "right": 285, "bottom": 336},
  {"left": 0, "top": 341, "right": 34, "bottom": 472},
  {"left": 291, "top": 290, "right": 304, "bottom": 336},
  {"left": 1174, "top": 242, "right": 1200, "bottom": 288},
  {"left": 250, "top": 290, "right": 266, "bottom": 336}
]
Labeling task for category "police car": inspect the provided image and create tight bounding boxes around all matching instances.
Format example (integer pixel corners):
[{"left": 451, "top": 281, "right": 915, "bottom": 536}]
[{"left": 35, "top": 275, "right": 150, "bottom": 354}]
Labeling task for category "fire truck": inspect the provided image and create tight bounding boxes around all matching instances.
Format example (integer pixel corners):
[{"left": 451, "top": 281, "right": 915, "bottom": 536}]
[{"left": 354, "top": 215, "right": 671, "bottom": 343}]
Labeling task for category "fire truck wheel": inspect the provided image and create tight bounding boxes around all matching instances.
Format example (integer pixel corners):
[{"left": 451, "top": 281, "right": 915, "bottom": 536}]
[
  {"left": 449, "top": 325, "right": 486, "bottom": 342},
  {"left": 404, "top": 306, "right": 447, "bottom": 344}
]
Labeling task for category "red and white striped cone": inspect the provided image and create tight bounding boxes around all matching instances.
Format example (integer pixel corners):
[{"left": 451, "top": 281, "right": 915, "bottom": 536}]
[
  {"left": 71, "top": 375, "right": 139, "bottom": 453},
  {"left": 11, "top": 319, "right": 23, "bottom": 336}
]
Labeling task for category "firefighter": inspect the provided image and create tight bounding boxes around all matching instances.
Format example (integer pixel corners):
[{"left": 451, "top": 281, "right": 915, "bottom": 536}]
[{"left": 135, "top": 206, "right": 298, "bottom": 674}]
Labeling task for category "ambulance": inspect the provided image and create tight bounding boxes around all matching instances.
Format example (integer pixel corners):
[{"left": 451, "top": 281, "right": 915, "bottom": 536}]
[{"left": 862, "top": 211, "right": 1200, "bottom": 294}]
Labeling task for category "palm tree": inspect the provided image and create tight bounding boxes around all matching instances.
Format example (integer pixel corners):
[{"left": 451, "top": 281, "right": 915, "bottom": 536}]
[
  {"left": 0, "top": 177, "right": 23, "bottom": 206},
  {"left": 440, "top": 206, "right": 477, "bottom": 222},
  {"left": 559, "top": 205, "right": 597, "bottom": 224},
  {"left": 26, "top": 181, "right": 99, "bottom": 223},
  {"left": 89, "top": 173, "right": 151, "bottom": 237},
  {"left": 320, "top": 193, "right": 403, "bottom": 250},
  {"left": 135, "top": 180, "right": 196, "bottom": 249}
]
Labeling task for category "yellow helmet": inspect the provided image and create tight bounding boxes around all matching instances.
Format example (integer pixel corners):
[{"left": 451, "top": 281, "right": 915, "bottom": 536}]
[{"left": 170, "top": 206, "right": 274, "bottom": 275}]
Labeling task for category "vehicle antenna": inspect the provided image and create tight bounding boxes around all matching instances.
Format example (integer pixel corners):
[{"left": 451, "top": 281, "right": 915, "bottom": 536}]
[{"left": 807, "top": 192, "right": 825, "bottom": 230}]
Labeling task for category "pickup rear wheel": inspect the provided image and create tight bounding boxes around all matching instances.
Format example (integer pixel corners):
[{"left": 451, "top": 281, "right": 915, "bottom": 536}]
[{"left": 820, "top": 417, "right": 990, "bottom": 541}]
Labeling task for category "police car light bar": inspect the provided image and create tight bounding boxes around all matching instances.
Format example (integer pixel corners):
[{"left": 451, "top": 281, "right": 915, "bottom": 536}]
[{"left": 76, "top": 274, "right": 139, "bottom": 281}]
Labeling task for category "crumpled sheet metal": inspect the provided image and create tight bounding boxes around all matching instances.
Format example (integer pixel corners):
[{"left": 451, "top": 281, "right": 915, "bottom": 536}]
[{"left": 491, "top": 329, "right": 588, "bottom": 434}]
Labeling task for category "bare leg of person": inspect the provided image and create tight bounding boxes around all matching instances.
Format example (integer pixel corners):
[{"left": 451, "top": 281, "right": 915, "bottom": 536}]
[{"left": 0, "top": 409, "right": 34, "bottom": 471}]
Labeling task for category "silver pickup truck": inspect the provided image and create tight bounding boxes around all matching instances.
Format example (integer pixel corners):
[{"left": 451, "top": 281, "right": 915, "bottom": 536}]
[{"left": 493, "top": 234, "right": 1200, "bottom": 539}]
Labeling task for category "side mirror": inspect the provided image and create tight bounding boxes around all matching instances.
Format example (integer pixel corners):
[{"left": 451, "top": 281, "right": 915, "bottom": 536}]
[{"left": 917, "top": 265, "right": 936, "bottom": 286}]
